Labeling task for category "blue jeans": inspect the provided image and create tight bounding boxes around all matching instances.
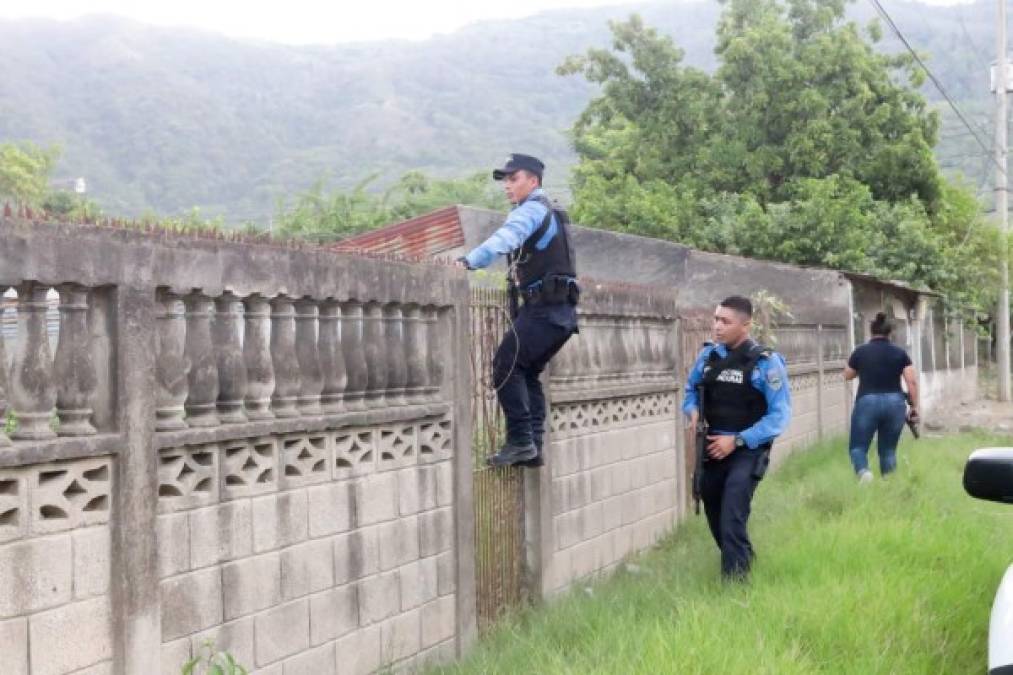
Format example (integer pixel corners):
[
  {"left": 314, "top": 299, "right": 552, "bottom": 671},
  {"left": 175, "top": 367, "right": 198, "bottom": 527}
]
[{"left": 848, "top": 392, "right": 907, "bottom": 475}]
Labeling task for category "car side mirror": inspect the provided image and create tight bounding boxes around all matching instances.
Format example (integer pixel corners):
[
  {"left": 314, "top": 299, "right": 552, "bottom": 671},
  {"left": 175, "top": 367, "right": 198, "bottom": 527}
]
[{"left": 964, "top": 448, "right": 1013, "bottom": 504}]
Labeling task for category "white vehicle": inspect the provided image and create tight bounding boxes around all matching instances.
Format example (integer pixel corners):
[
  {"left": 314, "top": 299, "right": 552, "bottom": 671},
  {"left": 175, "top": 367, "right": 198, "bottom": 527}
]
[{"left": 963, "top": 448, "right": 1013, "bottom": 675}]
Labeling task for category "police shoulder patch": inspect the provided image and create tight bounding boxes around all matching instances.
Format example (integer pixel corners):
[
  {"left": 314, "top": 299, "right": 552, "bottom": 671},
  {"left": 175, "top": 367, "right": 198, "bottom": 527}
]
[{"left": 765, "top": 364, "right": 784, "bottom": 391}]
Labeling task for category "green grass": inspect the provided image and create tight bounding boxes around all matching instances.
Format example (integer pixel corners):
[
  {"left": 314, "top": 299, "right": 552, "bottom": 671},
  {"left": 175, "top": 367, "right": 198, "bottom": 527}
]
[{"left": 436, "top": 432, "right": 1013, "bottom": 675}]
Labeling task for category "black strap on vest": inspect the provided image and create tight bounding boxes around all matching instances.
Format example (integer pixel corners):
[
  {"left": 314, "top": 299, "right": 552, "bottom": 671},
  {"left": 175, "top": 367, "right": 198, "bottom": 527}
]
[{"left": 507, "top": 193, "right": 577, "bottom": 303}]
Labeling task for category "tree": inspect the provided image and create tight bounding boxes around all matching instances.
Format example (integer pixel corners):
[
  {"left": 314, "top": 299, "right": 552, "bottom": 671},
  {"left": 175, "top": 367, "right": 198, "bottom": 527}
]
[
  {"left": 0, "top": 142, "right": 59, "bottom": 208},
  {"left": 559, "top": 1, "right": 1000, "bottom": 314}
]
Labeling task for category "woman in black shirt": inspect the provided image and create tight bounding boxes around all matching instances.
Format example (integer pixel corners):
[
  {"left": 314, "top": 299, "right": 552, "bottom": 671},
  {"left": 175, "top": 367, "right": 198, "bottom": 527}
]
[{"left": 844, "top": 313, "right": 919, "bottom": 483}]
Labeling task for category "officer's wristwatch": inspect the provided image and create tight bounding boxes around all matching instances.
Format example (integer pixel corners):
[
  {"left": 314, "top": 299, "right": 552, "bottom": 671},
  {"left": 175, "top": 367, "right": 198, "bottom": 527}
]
[{"left": 734, "top": 434, "right": 746, "bottom": 449}]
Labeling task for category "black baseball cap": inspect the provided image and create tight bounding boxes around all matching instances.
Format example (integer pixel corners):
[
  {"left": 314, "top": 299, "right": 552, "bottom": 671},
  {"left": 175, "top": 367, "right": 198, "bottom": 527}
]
[{"left": 492, "top": 153, "right": 545, "bottom": 180}]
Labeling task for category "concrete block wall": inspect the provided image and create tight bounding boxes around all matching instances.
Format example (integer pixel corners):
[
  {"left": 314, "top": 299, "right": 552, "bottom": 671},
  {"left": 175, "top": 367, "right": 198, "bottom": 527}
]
[
  {"left": 0, "top": 456, "right": 115, "bottom": 675},
  {"left": 921, "top": 366, "right": 978, "bottom": 416},
  {"left": 155, "top": 421, "right": 458, "bottom": 675},
  {"left": 543, "top": 393, "right": 680, "bottom": 594},
  {"left": 0, "top": 217, "right": 475, "bottom": 675},
  {"left": 533, "top": 284, "right": 682, "bottom": 596},
  {"left": 777, "top": 370, "right": 821, "bottom": 457}
]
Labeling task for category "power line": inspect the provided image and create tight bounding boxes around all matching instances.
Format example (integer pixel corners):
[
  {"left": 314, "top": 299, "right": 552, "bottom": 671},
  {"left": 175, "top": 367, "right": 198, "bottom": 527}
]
[
  {"left": 867, "top": 0, "right": 1006, "bottom": 178},
  {"left": 957, "top": 6, "right": 993, "bottom": 75}
]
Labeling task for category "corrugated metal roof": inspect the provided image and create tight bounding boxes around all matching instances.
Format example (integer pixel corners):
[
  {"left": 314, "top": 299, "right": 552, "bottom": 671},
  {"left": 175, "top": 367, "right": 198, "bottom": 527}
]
[
  {"left": 839, "top": 271, "right": 942, "bottom": 297},
  {"left": 332, "top": 205, "right": 464, "bottom": 258}
]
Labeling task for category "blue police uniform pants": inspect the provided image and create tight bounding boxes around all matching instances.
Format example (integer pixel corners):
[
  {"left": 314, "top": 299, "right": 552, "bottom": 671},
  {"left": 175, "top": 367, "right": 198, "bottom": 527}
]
[
  {"left": 848, "top": 392, "right": 907, "bottom": 475},
  {"left": 701, "top": 448, "right": 764, "bottom": 578},
  {"left": 492, "top": 303, "right": 576, "bottom": 449}
]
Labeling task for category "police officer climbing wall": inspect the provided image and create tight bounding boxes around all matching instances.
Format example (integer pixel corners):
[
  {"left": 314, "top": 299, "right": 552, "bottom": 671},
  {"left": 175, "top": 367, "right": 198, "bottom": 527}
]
[
  {"left": 458, "top": 154, "right": 580, "bottom": 468},
  {"left": 682, "top": 296, "right": 792, "bottom": 580}
]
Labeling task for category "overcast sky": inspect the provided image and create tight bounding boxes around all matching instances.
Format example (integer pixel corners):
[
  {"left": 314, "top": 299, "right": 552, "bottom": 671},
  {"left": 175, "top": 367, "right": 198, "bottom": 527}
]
[{"left": 0, "top": 0, "right": 977, "bottom": 45}]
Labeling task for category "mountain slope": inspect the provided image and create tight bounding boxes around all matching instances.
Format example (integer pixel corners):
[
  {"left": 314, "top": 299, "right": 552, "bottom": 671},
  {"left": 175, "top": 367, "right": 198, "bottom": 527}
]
[{"left": 0, "top": 1, "right": 995, "bottom": 222}]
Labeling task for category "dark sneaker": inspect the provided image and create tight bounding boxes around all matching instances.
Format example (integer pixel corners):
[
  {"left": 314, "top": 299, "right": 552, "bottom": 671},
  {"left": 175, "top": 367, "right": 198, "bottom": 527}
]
[
  {"left": 518, "top": 446, "right": 544, "bottom": 468},
  {"left": 487, "top": 442, "right": 537, "bottom": 467}
]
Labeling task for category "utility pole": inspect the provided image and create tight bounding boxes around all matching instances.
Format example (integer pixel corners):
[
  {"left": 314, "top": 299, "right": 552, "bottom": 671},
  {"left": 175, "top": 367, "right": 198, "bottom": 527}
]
[{"left": 996, "top": 0, "right": 1011, "bottom": 401}]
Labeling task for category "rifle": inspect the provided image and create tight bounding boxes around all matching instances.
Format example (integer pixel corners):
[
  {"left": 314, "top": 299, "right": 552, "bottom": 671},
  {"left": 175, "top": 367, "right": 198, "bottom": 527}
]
[
  {"left": 692, "top": 383, "right": 707, "bottom": 515},
  {"left": 904, "top": 392, "right": 920, "bottom": 439}
]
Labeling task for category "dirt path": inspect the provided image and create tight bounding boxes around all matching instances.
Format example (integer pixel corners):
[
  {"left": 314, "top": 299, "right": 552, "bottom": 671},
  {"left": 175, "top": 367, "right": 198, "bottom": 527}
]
[{"left": 926, "top": 398, "right": 1012, "bottom": 435}]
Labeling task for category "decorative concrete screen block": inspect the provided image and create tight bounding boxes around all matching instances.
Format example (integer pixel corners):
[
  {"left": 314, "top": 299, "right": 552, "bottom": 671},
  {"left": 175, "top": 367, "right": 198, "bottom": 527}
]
[
  {"left": 221, "top": 436, "right": 278, "bottom": 500},
  {"left": 333, "top": 428, "right": 376, "bottom": 477},
  {"left": 549, "top": 407, "right": 567, "bottom": 435},
  {"left": 611, "top": 398, "right": 630, "bottom": 424},
  {"left": 418, "top": 416, "right": 452, "bottom": 463},
  {"left": 30, "top": 457, "right": 111, "bottom": 534},
  {"left": 280, "top": 433, "right": 331, "bottom": 488},
  {"left": 0, "top": 471, "right": 26, "bottom": 543},
  {"left": 550, "top": 392, "right": 677, "bottom": 441},
  {"left": 569, "top": 403, "right": 591, "bottom": 432},
  {"left": 378, "top": 424, "right": 417, "bottom": 469},
  {"left": 158, "top": 445, "right": 218, "bottom": 513}
]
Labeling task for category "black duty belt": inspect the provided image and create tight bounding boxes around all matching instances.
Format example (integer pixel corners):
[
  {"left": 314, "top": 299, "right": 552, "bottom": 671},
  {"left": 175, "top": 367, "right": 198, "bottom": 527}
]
[{"left": 522, "top": 275, "right": 580, "bottom": 305}]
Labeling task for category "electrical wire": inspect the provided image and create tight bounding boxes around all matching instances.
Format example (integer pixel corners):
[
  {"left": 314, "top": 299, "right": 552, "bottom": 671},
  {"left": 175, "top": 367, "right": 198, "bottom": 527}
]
[{"left": 867, "top": 0, "right": 1007, "bottom": 178}]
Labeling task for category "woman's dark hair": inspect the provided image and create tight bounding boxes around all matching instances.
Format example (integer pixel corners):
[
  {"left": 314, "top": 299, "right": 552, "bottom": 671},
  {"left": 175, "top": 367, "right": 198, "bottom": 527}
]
[{"left": 870, "top": 312, "right": 893, "bottom": 337}]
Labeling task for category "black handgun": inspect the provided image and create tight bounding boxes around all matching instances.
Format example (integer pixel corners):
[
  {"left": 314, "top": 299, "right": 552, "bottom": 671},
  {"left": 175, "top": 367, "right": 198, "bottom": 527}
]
[{"left": 904, "top": 392, "right": 920, "bottom": 439}]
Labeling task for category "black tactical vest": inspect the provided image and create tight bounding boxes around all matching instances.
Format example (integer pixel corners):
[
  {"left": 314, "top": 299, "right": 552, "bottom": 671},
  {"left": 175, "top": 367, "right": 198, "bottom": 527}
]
[
  {"left": 702, "top": 340, "right": 770, "bottom": 432},
  {"left": 511, "top": 193, "right": 577, "bottom": 290}
]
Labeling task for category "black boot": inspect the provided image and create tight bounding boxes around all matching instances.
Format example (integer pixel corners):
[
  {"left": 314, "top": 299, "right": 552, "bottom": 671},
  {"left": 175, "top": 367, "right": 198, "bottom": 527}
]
[
  {"left": 518, "top": 443, "right": 544, "bottom": 468},
  {"left": 487, "top": 442, "right": 537, "bottom": 467}
]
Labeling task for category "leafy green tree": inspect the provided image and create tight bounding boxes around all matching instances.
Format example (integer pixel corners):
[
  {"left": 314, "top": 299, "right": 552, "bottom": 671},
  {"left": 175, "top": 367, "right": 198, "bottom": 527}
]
[
  {"left": 559, "top": 1, "right": 1001, "bottom": 314},
  {"left": 41, "top": 189, "right": 105, "bottom": 220},
  {"left": 0, "top": 142, "right": 60, "bottom": 208}
]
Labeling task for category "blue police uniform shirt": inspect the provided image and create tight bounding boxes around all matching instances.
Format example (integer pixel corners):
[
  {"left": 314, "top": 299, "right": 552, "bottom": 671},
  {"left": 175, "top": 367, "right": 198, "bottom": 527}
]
[
  {"left": 463, "top": 187, "right": 557, "bottom": 272},
  {"left": 681, "top": 342, "right": 792, "bottom": 450},
  {"left": 463, "top": 187, "right": 576, "bottom": 331}
]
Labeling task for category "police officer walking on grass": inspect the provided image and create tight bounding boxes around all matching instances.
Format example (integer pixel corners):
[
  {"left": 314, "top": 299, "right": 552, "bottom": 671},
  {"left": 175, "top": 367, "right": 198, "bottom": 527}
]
[
  {"left": 682, "top": 296, "right": 792, "bottom": 580},
  {"left": 457, "top": 154, "right": 579, "bottom": 468}
]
